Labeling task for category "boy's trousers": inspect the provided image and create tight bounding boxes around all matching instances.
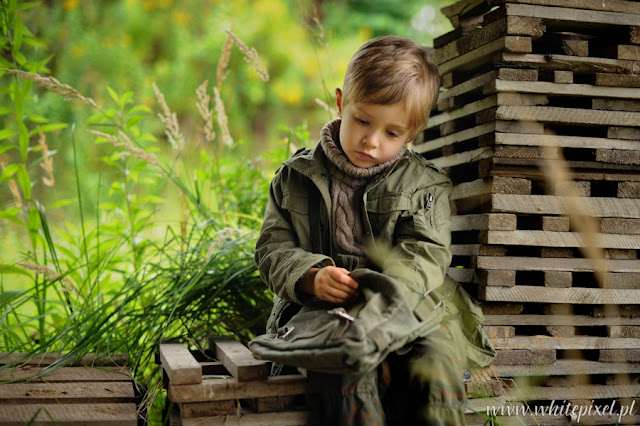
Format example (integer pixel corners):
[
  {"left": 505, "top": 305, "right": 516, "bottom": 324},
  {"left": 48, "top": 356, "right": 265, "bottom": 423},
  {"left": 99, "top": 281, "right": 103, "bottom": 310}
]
[{"left": 308, "top": 325, "right": 468, "bottom": 426}]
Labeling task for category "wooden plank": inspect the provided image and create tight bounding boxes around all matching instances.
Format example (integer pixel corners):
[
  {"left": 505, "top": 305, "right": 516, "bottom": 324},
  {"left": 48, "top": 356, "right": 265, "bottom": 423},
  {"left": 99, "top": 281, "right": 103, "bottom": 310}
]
[
  {"left": 488, "top": 194, "right": 640, "bottom": 219},
  {"left": 489, "top": 0, "right": 640, "bottom": 16},
  {"left": 491, "top": 132, "right": 640, "bottom": 151},
  {"left": 505, "top": 384, "right": 640, "bottom": 402},
  {"left": 593, "top": 98, "right": 640, "bottom": 112},
  {"left": 0, "top": 366, "right": 131, "bottom": 382},
  {"left": 0, "top": 403, "right": 137, "bottom": 425},
  {"left": 499, "top": 51, "right": 638, "bottom": 74},
  {"left": 0, "top": 381, "right": 135, "bottom": 404},
  {"left": 596, "top": 149, "right": 640, "bottom": 166},
  {"left": 451, "top": 214, "right": 517, "bottom": 231},
  {"left": 481, "top": 230, "right": 640, "bottom": 249},
  {"left": 452, "top": 177, "right": 531, "bottom": 200},
  {"left": 618, "top": 44, "right": 640, "bottom": 60},
  {"left": 415, "top": 122, "right": 496, "bottom": 154},
  {"left": 480, "top": 286, "right": 640, "bottom": 304},
  {"left": 493, "top": 105, "right": 640, "bottom": 127},
  {"left": 0, "top": 352, "right": 129, "bottom": 367},
  {"left": 439, "top": 36, "right": 532, "bottom": 75},
  {"left": 159, "top": 343, "right": 202, "bottom": 386},
  {"left": 212, "top": 337, "right": 268, "bottom": 382},
  {"left": 601, "top": 218, "right": 640, "bottom": 235},
  {"left": 493, "top": 349, "right": 556, "bottom": 365},
  {"left": 475, "top": 256, "right": 640, "bottom": 273},
  {"left": 493, "top": 336, "right": 640, "bottom": 350},
  {"left": 502, "top": 3, "right": 640, "bottom": 26},
  {"left": 437, "top": 71, "right": 496, "bottom": 103},
  {"left": 491, "top": 359, "right": 640, "bottom": 377},
  {"left": 428, "top": 95, "right": 498, "bottom": 129},
  {"left": 595, "top": 73, "right": 640, "bottom": 88},
  {"left": 483, "top": 314, "right": 640, "bottom": 326},
  {"left": 490, "top": 79, "right": 640, "bottom": 99},
  {"left": 433, "top": 16, "right": 544, "bottom": 65},
  {"left": 180, "top": 411, "right": 312, "bottom": 426},
  {"left": 168, "top": 374, "right": 308, "bottom": 403},
  {"left": 432, "top": 147, "right": 493, "bottom": 168}
]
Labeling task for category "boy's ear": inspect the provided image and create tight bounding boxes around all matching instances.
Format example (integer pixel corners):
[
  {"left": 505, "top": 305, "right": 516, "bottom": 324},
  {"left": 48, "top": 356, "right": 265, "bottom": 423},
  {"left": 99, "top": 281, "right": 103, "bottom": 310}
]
[{"left": 335, "top": 88, "right": 342, "bottom": 117}]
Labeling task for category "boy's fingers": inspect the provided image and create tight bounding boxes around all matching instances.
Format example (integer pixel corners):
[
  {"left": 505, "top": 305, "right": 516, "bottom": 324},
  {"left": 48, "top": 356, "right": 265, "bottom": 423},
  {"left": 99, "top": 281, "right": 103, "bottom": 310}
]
[{"left": 331, "top": 268, "right": 359, "bottom": 288}]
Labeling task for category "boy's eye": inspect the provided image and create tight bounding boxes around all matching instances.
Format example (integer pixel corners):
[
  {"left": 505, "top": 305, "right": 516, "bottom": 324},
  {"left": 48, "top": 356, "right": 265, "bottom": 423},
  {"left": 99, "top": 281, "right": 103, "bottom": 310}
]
[
  {"left": 387, "top": 130, "right": 398, "bottom": 138},
  {"left": 355, "top": 117, "right": 369, "bottom": 125}
]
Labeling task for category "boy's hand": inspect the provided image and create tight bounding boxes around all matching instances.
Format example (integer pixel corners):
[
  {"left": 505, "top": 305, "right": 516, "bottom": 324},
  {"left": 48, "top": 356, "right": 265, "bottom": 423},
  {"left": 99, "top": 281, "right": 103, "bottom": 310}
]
[{"left": 301, "top": 266, "right": 359, "bottom": 304}]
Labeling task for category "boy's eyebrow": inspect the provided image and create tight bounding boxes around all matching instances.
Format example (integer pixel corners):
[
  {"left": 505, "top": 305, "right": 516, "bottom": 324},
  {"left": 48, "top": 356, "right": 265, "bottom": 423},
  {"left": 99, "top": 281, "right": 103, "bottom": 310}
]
[{"left": 353, "top": 106, "right": 410, "bottom": 132}]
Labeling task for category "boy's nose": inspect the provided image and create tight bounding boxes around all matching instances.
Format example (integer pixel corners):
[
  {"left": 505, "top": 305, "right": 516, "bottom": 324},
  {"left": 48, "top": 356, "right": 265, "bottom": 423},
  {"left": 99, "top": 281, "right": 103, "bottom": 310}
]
[{"left": 365, "top": 131, "right": 380, "bottom": 148}]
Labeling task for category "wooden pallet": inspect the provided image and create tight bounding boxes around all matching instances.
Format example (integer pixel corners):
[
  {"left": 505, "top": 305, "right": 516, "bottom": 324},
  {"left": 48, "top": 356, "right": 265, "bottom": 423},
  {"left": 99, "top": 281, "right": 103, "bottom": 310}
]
[
  {"left": 159, "top": 339, "right": 311, "bottom": 425},
  {"left": 0, "top": 352, "right": 137, "bottom": 425}
]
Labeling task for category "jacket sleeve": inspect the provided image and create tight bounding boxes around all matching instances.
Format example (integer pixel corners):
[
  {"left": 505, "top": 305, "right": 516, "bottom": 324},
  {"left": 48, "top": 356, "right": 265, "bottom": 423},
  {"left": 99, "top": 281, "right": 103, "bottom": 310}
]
[
  {"left": 379, "top": 176, "right": 453, "bottom": 295},
  {"left": 255, "top": 168, "right": 334, "bottom": 305}
]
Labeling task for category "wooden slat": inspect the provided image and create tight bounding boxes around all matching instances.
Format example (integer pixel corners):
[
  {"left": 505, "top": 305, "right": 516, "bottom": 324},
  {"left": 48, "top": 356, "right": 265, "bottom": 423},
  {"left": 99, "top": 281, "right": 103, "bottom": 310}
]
[
  {"left": 432, "top": 147, "right": 493, "bottom": 168},
  {"left": 0, "top": 403, "right": 137, "bottom": 426},
  {"left": 489, "top": 194, "right": 640, "bottom": 219},
  {"left": 168, "top": 374, "right": 308, "bottom": 403},
  {"left": 437, "top": 71, "right": 496, "bottom": 103},
  {"left": 492, "top": 133, "right": 640, "bottom": 151},
  {"left": 212, "top": 337, "right": 268, "bottom": 382},
  {"left": 439, "top": 36, "right": 532, "bottom": 75},
  {"left": 491, "top": 359, "right": 640, "bottom": 377},
  {"left": 502, "top": 2, "right": 640, "bottom": 26},
  {"left": 415, "top": 122, "right": 496, "bottom": 153},
  {"left": 481, "top": 230, "right": 640, "bottom": 249},
  {"left": 0, "top": 352, "right": 129, "bottom": 367},
  {"left": 490, "top": 0, "right": 640, "bottom": 16},
  {"left": 475, "top": 256, "right": 640, "bottom": 273},
  {"left": 180, "top": 411, "right": 312, "bottom": 426},
  {"left": 483, "top": 314, "right": 640, "bottom": 327},
  {"left": 0, "top": 366, "right": 131, "bottom": 382},
  {"left": 480, "top": 286, "right": 640, "bottom": 304},
  {"left": 493, "top": 105, "right": 640, "bottom": 127},
  {"left": 0, "top": 382, "right": 135, "bottom": 404},
  {"left": 491, "top": 79, "right": 640, "bottom": 99},
  {"left": 505, "top": 384, "right": 640, "bottom": 401},
  {"left": 499, "top": 52, "right": 637, "bottom": 74},
  {"left": 493, "top": 336, "right": 640, "bottom": 350},
  {"left": 451, "top": 214, "right": 517, "bottom": 231},
  {"left": 159, "top": 343, "right": 202, "bottom": 385},
  {"left": 428, "top": 95, "right": 498, "bottom": 128}
]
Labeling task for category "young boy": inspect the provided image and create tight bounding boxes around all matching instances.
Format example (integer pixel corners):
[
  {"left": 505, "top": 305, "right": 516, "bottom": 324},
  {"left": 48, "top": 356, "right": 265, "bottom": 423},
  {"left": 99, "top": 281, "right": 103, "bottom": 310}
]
[{"left": 254, "top": 36, "right": 494, "bottom": 425}]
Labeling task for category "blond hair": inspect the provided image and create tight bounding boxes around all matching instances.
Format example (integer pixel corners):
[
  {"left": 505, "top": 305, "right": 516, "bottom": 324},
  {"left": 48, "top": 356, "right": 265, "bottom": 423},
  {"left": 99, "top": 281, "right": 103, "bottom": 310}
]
[{"left": 341, "top": 36, "right": 440, "bottom": 137}]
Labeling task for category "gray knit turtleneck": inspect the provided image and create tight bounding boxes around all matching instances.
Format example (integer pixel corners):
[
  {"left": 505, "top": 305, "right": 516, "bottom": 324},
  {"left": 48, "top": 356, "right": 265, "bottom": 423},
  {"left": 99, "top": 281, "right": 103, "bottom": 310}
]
[{"left": 320, "top": 118, "right": 406, "bottom": 267}]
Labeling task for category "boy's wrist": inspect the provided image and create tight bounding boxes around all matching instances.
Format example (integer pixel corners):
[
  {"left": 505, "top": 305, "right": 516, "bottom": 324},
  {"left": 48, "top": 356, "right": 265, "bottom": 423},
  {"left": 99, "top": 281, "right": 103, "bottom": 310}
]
[{"left": 300, "top": 267, "right": 320, "bottom": 296}]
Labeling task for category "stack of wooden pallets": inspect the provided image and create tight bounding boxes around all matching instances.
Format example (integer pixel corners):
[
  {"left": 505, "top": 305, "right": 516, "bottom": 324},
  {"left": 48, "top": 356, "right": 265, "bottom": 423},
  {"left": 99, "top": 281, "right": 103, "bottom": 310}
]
[
  {"left": 419, "top": 0, "right": 640, "bottom": 424},
  {"left": 0, "top": 352, "right": 137, "bottom": 425},
  {"left": 159, "top": 339, "right": 311, "bottom": 425}
]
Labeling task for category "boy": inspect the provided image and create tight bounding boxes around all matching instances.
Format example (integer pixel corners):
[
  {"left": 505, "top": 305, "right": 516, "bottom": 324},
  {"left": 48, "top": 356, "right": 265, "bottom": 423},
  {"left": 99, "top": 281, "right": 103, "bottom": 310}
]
[{"left": 254, "top": 36, "right": 494, "bottom": 425}]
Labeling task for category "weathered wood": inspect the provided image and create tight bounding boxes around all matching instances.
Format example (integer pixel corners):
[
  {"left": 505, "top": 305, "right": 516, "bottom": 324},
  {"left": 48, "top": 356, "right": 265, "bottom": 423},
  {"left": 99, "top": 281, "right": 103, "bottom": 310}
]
[
  {"left": 596, "top": 149, "right": 640, "bottom": 165},
  {"left": 595, "top": 73, "right": 640, "bottom": 88},
  {"left": 428, "top": 95, "right": 498, "bottom": 128},
  {"left": 0, "top": 381, "right": 135, "bottom": 404},
  {"left": 553, "top": 70, "right": 573, "bottom": 83},
  {"left": 492, "top": 359, "right": 640, "bottom": 377},
  {"left": 505, "top": 384, "right": 640, "bottom": 402},
  {"left": 483, "top": 326, "right": 516, "bottom": 338},
  {"left": 0, "top": 403, "right": 138, "bottom": 426},
  {"left": 179, "top": 400, "right": 238, "bottom": 418},
  {"left": 608, "top": 126, "right": 640, "bottom": 140},
  {"left": 475, "top": 256, "right": 640, "bottom": 273},
  {"left": 451, "top": 214, "right": 517, "bottom": 231},
  {"left": 544, "top": 271, "right": 572, "bottom": 288},
  {"left": 491, "top": 132, "right": 640, "bottom": 151},
  {"left": 483, "top": 314, "right": 640, "bottom": 326},
  {"left": 489, "top": 0, "right": 640, "bottom": 16},
  {"left": 540, "top": 216, "right": 570, "bottom": 232},
  {"left": 502, "top": 3, "right": 640, "bottom": 26},
  {"left": 490, "top": 79, "right": 640, "bottom": 99},
  {"left": 488, "top": 194, "right": 640, "bottom": 219},
  {"left": 617, "top": 44, "right": 640, "bottom": 60},
  {"left": 493, "top": 336, "right": 640, "bottom": 350},
  {"left": 499, "top": 51, "right": 639, "bottom": 74},
  {"left": 492, "top": 105, "right": 640, "bottom": 127},
  {"left": 212, "top": 337, "right": 268, "bottom": 382},
  {"left": 601, "top": 218, "right": 640, "bottom": 235},
  {"left": 477, "top": 270, "right": 516, "bottom": 287},
  {"left": 599, "top": 349, "right": 640, "bottom": 362},
  {"left": 593, "top": 98, "right": 640, "bottom": 112},
  {"left": 168, "top": 375, "right": 309, "bottom": 403},
  {"left": 433, "top": 16, "right": 544, "bottom": 65},
  {"left": 159, "top": 343, "right": 202, "bottom": 386},
  {"left": 0, "top": 352, "right": 129, "bottom": 367},
  {"left": 481, "top": 230, "right": 640, "bottom": 249},
  {"left": 480, "top": 285, "right": 640, "bottom": 304},
  {"left": 439, "top": 36, "right": 532, "bottom": 75},
  {"left": 432, "top": 147, "right": 492, "bottom": 168},
  {"left": 181, "top": 411, "right": 312, "bottom": 426},
  {"left": 437, "top": 71, "right": 496, "bottom": 103},
  {"left": 0, "top": 366, "right": 131, "bottom": 383},
  {"left": 416, "top": 122, "right": 495, "bottom": 154},
  {"left": 619, "top": 182, "right": 640, "bottom": 198},
  {"left": 493, "top": 349, "right": 556, "bottom": 366},
  {"left": 452, "top": 177, "right": 531, "bottom": 200}
]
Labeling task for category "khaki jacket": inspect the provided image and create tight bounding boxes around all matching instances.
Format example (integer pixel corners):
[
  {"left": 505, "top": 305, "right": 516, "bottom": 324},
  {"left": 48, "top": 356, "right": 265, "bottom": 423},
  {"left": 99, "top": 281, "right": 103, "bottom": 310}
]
[{"left": 255, "top": 141, "right": 495, "bottom": 368}]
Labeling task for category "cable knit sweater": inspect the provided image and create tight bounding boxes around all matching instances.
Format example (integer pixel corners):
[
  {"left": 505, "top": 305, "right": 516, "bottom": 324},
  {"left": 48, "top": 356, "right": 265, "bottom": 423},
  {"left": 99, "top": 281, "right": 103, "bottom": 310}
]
[{"left": 320, "top": 119, "right": 406, "bottom": 267}]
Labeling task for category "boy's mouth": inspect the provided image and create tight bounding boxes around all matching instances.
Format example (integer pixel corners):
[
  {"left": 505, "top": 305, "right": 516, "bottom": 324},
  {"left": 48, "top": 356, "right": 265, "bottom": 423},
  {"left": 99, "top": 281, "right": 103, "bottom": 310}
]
[{"left": 356, "top": 151, "right": 374, "bottom": 161}]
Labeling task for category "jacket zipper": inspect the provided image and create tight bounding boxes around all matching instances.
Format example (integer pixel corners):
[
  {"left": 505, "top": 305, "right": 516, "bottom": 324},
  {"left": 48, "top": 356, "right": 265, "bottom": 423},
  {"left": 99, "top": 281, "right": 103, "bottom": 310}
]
[{"left": 427, "top": 193, "right": 433, "bottom": 226}]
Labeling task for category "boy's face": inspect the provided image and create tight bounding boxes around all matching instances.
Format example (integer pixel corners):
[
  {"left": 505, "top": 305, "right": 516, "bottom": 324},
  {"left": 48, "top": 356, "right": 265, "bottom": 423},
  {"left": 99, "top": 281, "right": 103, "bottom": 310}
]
[{"left": 336, "top": 89, "right": 412, "bottom": 169}]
